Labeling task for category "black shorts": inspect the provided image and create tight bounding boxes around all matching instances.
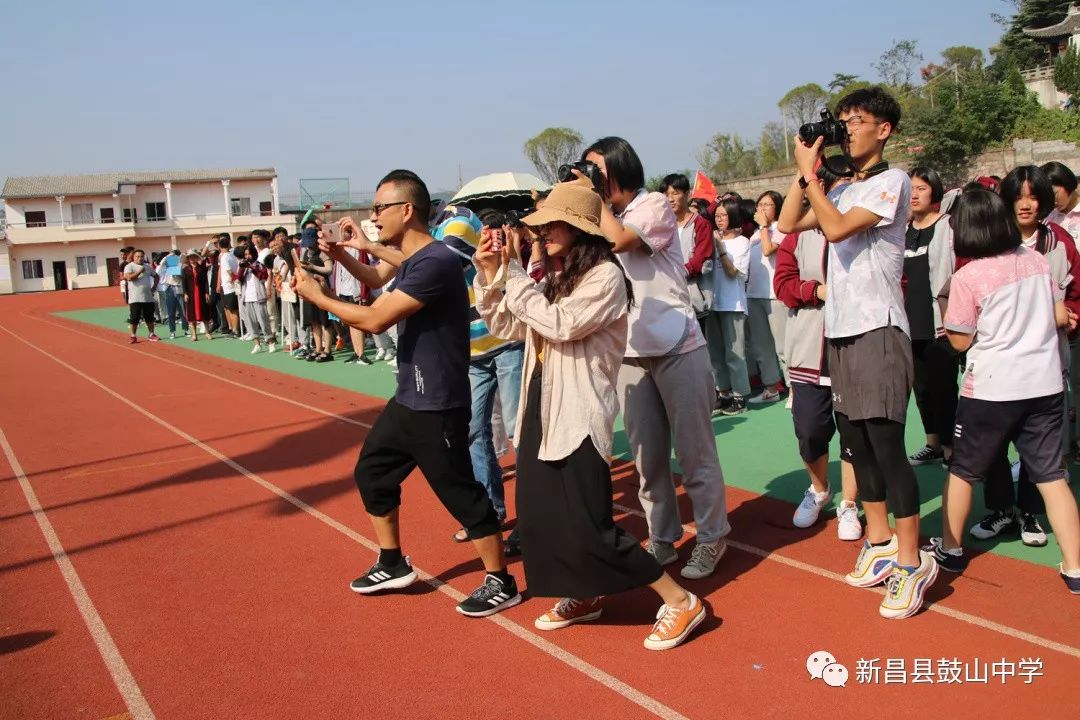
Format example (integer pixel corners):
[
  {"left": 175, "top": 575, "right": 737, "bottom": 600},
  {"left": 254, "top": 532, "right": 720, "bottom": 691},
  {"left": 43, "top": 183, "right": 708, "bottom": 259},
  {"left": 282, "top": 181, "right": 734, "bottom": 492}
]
[
  {"left": 223, "top": 293, "right": 239, "bottom": 312},
  {"left": 827, "top": 326, "right": 913, "bottom": 423},
  {"left": 791, "top": 382, "right": 836, "bottom": 462},
  {"left": 951, "top": 393, "right": 1066, "bottom": 485},
  {"left": 354, "top": 398, "right": 501, "bottom": 540},
  {"left": 128, "top": 302, "right": 155, "bottom": 325},
  {"left": 302, "top": 299, "right": 329, "bottom": 328}
]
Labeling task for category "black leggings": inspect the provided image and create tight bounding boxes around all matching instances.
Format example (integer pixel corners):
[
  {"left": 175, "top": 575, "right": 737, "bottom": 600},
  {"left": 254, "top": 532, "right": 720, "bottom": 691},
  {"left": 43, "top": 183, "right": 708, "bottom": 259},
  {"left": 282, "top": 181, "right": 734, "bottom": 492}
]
[
  {"left": 835, "top": 413, "right": 920, "bottom": 519},
  {"left": 911, "top": 338, "right": 960, "bottom": 447}
]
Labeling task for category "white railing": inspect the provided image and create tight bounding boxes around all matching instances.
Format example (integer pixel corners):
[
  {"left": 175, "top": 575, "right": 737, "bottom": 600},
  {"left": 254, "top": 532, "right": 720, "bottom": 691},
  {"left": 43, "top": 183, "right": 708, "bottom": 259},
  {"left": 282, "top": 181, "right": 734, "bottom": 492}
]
[{"left": 1022, "top": 65, "right": 1055, "bottom": 81}]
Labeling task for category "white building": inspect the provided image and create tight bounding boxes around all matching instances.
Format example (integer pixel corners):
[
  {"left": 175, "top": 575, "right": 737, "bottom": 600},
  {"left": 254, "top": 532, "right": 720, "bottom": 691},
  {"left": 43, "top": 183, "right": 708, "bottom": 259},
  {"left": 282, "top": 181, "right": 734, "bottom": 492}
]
[
  {"left": 0, "top": 167, "right": 294, "bottom": 294},
  {"left": 1022, "top": 4, "right": 1080, "bottom": 110}
]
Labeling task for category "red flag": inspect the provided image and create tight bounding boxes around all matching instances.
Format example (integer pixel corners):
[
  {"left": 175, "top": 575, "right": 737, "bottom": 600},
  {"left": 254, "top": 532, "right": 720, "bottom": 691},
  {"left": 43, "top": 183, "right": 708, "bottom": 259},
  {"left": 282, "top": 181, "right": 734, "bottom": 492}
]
[{"left": 691, "top": 171, "right": 718, "bottom": 201}]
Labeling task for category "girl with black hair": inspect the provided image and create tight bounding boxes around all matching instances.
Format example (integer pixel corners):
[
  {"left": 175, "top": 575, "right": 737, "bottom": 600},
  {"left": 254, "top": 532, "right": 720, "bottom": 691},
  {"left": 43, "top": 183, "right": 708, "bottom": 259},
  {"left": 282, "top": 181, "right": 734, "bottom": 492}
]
[
  {"left": 904, "top": 167, "right": 959, "bottom": 467},
  {"left": 473, "top": 182, "right": 709, "bottom": 650},
  {"left": 968, "top": 166, "right": 1080, "bottom": 546},
  {"left": 745, "top": 190, "right": 787, "bottom": 404},
  {"left": 708, "top": 198, "right": 753, "bottom": 415},
  {"left": 181, "top": 251, "right": 211, "bottom": 341},
  {"left": 1043, "top": 161, "right": 1080, "bottom": 245},
  {"left": 925, "top": 188, "right": 1080, "bottom": 595},
  {"left": 234, "top": 245, "right": 275, "bottom": 354}
]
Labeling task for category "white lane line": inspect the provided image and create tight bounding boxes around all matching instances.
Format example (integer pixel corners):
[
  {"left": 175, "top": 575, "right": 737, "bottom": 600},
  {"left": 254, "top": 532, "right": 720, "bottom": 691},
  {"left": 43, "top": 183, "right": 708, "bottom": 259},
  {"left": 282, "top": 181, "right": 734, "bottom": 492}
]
[
  {"left": 31, "top": 316, "right": 1080, "bottom": 661},
  {"left": 0, "top": 325, "right": 690, "bottom": 720},
  {"left": 0, "top": 428, "right": 156, "bottom": 720},
  {"left": 29, "top": 313, "right": 372, "bottom": 429},
  {"left": 611, "top": 503, "right": 1080, "bottom": 660}
]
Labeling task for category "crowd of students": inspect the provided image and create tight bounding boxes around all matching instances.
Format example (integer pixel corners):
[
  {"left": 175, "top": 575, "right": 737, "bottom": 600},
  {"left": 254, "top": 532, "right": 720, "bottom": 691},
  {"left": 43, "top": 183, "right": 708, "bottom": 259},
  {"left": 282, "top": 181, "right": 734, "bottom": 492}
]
[
  {"left": 120, "top": 84, "right": 1080, "bottom": 651},
  {"left": 118, "top": 224, "right": 399, "bottom": 365}
]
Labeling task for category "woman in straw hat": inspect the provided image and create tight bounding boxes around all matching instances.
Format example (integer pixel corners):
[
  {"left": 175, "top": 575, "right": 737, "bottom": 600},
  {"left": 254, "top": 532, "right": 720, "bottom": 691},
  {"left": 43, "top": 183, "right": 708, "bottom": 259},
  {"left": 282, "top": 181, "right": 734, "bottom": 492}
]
[{"left": 473, "top": 181, "right": 709, "bottom": 651}]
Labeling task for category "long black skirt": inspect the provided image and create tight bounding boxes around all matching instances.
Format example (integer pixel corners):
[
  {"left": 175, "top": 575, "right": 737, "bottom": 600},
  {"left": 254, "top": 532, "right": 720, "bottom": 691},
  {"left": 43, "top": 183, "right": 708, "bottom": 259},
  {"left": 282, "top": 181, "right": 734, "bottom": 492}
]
[{"left": 516, "top": 372, "right": 662, "bottom": 598}]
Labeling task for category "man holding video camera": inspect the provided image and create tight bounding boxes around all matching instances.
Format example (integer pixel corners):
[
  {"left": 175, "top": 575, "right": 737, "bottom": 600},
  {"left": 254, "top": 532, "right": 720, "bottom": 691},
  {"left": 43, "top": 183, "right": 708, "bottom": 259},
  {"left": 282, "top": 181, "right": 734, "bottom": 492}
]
[
  {"left": 778, "top": 86, "right": 934, "bottom": 619},
  {"left": 293, "top": 169, "right": 520, "bottom": 618}
]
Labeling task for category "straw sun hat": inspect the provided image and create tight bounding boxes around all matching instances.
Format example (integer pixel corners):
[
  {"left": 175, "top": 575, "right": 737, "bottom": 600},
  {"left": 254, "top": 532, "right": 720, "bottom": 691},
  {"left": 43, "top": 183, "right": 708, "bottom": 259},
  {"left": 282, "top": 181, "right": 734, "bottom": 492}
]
[{"left": 521, "top": 182, "right": 605, "bottom": 238}]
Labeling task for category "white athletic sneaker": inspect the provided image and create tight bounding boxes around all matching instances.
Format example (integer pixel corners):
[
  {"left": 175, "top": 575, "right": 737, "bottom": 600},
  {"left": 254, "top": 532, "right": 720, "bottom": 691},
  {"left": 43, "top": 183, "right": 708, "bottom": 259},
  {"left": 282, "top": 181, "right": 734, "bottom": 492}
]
[
  {"left": 267, "top": 343, "right": 277, "bottom": 354},
  {"left": 793, "top": 487, "right": 830, "bottom": 528},
  {"left": 836, "top": 500, "right": 863, "bottom": 541},
  {"left": 250, "top": 345, "right": 262, "bottom": 354},
  {"left": 374, "top": 348, "right": 387, "bottom": 361}
]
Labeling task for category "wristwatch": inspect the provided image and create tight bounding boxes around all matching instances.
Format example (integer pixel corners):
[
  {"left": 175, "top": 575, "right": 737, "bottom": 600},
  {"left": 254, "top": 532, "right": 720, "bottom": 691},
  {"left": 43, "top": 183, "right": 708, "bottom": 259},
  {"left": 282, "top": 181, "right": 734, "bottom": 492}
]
[{"left": 798, "top": 175, "right": 812, "bottom": 190}]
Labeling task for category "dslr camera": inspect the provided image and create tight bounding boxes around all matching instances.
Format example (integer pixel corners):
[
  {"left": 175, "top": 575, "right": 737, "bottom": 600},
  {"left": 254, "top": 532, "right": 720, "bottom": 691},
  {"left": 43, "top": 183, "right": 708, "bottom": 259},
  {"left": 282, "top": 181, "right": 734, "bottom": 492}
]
[
  {"left": 798, "top": 110, "right": 847, "bottom": 147},
  {"left": 505, "top": 209, "right": 531, "bottom": 227},
  {"left": 557, "top": 160, "right": 605, "bottom": 191}
]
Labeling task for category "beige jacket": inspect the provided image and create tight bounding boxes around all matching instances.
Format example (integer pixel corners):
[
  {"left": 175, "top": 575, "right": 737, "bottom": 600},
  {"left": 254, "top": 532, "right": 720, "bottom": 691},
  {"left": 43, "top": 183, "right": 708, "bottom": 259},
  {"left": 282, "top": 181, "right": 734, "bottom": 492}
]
[{"left": 474, "top": 259, "right": 628, "bottom": 462}]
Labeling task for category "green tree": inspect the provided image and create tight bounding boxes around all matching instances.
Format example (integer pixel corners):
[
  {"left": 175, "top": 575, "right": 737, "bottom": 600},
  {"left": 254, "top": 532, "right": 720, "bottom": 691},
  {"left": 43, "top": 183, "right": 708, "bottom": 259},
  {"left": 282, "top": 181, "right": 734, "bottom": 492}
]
[
  {"left": 942, "top": 45, "right": 986, "bottom": 72},
  {"left": 522, "top": 127, "right": 584, "bottom": 184},
  {"left": 697, "top": 133, "right": 760, "bottom": 181},
  {"left": 874, "top": 39, "right": 923, "bottom": 89},
  {"left": 759, "top": 122, "right": 789, "bottom": 172},
  {"left": 828, "top": 73, "right": 860, "bottom": 92},
  {"left": 1054, "top": 45, "right": 1080, "bottom": 104},
  {"left": 778, "top": 83, "right": 829, "bottom": 126}
]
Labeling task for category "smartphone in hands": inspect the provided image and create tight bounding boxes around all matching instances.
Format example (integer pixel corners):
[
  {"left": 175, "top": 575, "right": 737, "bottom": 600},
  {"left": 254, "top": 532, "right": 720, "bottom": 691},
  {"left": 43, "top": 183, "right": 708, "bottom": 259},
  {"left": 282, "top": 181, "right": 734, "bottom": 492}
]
[{"left": 321, "top": 221, "right": 340, "bottom": 245}]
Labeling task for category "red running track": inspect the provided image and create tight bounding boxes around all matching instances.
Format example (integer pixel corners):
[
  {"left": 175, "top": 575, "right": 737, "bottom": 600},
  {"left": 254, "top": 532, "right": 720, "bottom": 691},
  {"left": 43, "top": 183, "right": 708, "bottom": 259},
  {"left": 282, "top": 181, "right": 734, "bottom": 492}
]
[{"left": 0, "top": 288, "right": 1077, "bottom": 720}]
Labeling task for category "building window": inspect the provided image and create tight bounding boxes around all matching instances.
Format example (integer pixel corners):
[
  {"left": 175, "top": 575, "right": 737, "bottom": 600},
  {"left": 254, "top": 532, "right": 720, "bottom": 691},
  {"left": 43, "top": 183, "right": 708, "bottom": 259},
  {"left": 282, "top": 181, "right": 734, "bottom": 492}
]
[
  {"left": 100, "top": 208, "right": 115, "bottom": 224},
  {"left": 25, "top": 211, "right": 46, "bottom": 228},
  {"left": 75, "top": 256, "right": 98, "bottom": 275},
  {"left": 146, "top": 202, "right": 167, "bottom": 221},
  {"left": 22, "top": 260, "right": 44, "bottom": 279},
  {"left": 230, "top": 197, "right": 251, "bottom": 216},
  {"left": 122, "top": 208, "right": 138, "bottom": 223},
  {"left": 259, "top": 200, "right": 273, "bottom": 216},
  {"left": 71, "top": 202, "right": 94, "bottom": 225}
]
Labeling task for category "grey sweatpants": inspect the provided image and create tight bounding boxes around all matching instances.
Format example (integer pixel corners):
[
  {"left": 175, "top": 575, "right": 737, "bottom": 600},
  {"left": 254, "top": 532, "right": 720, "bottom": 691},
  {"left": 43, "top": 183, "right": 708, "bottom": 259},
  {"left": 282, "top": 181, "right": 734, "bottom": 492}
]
[
  {"left": 243, "top": 300, "right": 272, "bottom": 342},
  {"left": 618, "top": 346, "right": 731, "bottom": 545},
  {"left": 701, "top": 311, "right": 751, "bottom": 397},
  {"left": 746, "top": 298, "right": 784, "bottom": 386}
]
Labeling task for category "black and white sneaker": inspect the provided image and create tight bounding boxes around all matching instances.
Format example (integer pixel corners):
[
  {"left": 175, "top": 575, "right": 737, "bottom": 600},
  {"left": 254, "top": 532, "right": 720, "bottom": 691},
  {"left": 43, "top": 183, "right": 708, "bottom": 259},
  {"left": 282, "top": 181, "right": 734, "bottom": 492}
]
[
  {"left": 455, "top": 573, "right": 521, "bottom": 617},
  {"left": 908, "top": 444, "right": 945, "bottom": 466},
  {"left": 922, "top": 537, "right": 969, "bottom": 573},
  {"left": 969, "top": 510, "right": 1018, "bottom": 540},
  {"left": 1020, "top": 513, "right": 1048, "bottom": 547},
  {"left": 349, "top": 557, "right": 418, "bottom": 594}
]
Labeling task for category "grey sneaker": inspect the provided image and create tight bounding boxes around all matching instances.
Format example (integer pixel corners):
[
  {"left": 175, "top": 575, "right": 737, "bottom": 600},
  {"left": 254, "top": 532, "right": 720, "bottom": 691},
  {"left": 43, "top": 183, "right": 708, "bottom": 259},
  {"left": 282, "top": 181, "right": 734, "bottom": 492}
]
[
  {"left": 680, "top": 539, "right": 727, "bottom": 580},
  {"left": 645, "top": 540, "right": 678, "bottom": 567}
]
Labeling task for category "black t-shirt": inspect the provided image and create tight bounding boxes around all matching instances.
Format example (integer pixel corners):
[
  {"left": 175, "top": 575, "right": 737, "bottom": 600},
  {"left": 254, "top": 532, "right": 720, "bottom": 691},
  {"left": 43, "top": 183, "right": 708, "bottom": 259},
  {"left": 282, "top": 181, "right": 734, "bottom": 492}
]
[
  {"left": 393, "top": 241, "right": 471, "bottom": 411},
  {"left": 903, "top": 218, "right": 940, "bottom": 341}
]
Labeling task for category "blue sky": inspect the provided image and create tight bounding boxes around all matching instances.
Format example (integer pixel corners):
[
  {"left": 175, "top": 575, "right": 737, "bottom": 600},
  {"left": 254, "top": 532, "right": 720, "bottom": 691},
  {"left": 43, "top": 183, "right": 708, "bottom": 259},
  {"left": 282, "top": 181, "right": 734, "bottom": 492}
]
[{"left": 0, "top": 0, "right": 1005, "bottom": 197}]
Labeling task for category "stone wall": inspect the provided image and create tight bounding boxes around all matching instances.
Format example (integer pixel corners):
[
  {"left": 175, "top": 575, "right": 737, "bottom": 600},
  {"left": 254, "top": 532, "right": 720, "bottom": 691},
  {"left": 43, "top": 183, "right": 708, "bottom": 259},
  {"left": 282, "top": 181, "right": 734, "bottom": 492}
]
[{"left": 713, "top": 139, "right": 1080, "bottom": 197}]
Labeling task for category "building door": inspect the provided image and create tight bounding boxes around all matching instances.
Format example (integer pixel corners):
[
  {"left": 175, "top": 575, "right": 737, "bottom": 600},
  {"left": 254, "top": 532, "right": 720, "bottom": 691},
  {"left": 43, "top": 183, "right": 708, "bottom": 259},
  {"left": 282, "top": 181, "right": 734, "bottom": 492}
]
[
  {"left": 52, "top": 261, "right": 68, "bottom": 290},
  {"left": 106, "top": 257, "right": 121, "bottom": 286}
]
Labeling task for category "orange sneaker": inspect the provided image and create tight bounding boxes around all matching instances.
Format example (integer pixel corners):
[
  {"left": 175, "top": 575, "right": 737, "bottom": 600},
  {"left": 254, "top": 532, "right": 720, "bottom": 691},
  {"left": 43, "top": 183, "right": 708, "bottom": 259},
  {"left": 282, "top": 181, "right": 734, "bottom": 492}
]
[
  {"left": 534, "top": 597, "right": 602, "bottom": 631},
  {"left": 335, "top": 338, "right": 346, "bottom": 351},
  {"left": 644, "top": 593, "right": 706, "bottom": 650}
]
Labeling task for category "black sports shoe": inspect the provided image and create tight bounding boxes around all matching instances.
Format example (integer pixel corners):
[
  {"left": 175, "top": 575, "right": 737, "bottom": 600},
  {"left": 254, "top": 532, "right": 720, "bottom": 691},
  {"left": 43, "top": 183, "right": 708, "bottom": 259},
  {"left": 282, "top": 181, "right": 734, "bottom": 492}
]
[
  {"left": 456, "top": 573, "right": 521, "bottom": 617},
  {"left": 908, "top": 444, "right": 945, "bottom": 466},
  {"left": 969, "top": 510, "right": 1018, "bottom": 540},
  {"left": 349, "top": 557, "right": 418, "bottom": 594},
  {"left": 1020, "top": 513, "right": 1048, "bottom": 547},
  {"left": 721, "top": 396, "right": 746, "bottom": 416},
  {"left": 922, "top": 537, "right": 969, "bottom": 573}
]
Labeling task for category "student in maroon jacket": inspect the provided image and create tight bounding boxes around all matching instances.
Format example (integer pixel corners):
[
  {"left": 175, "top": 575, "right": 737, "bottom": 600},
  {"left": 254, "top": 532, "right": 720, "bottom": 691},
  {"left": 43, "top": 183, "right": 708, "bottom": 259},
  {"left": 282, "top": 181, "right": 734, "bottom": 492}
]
[{"left": 773, "top": 168, "right": 861, "bottom": 540}]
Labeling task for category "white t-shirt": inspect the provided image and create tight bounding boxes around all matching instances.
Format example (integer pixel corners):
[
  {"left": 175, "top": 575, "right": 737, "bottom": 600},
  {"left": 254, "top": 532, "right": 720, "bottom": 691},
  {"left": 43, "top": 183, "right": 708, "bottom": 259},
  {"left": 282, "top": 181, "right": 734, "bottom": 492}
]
[
  {"left": 277, "top": 257, "right": 296, "bottom": 303},
  {"left": 615, "top": 190, "right": 705, "bottom": 357},
  {"left": 677, "top": 216, "right": 697, "bottom": 271},
  {"left": 945, "top": 246, "right": 1062, "bottom": 401},
  {"left": 335, "top": 247, "right": 361, "bottom": 297},
  {"left": 711, "top": 234, "right": 751, "bottom": 313},
  {"left": 241, "top": 266, "right": 267, "bottom": 303},
  {"left": 824, "top": 168, "right": 912, "bottom": 339},
  {"left": 746, "top": 222, "right": 780, "bottom": 299},
  {"left": 219, "top": 251, "right": 239, "bottom": 294}
]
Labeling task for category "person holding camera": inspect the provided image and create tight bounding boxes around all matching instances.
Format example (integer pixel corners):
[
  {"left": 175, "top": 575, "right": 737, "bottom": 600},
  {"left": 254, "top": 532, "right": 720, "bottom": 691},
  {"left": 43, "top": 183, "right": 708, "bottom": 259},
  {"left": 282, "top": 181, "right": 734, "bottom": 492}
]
[
  {"left": 778, "top": 86, "right": 933, "bottom": 619},
  {"left": 574, "top": 137, "right": 730, "bottom": 581},
  {"left": 233, "top": 245, "right": 275, "bottom": 354},
  {"left": 293, "top": 169, "right": 520, "bottom": 618},
  {"left": 472, "top": 181, "right": 708, "bottom": 650}
]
